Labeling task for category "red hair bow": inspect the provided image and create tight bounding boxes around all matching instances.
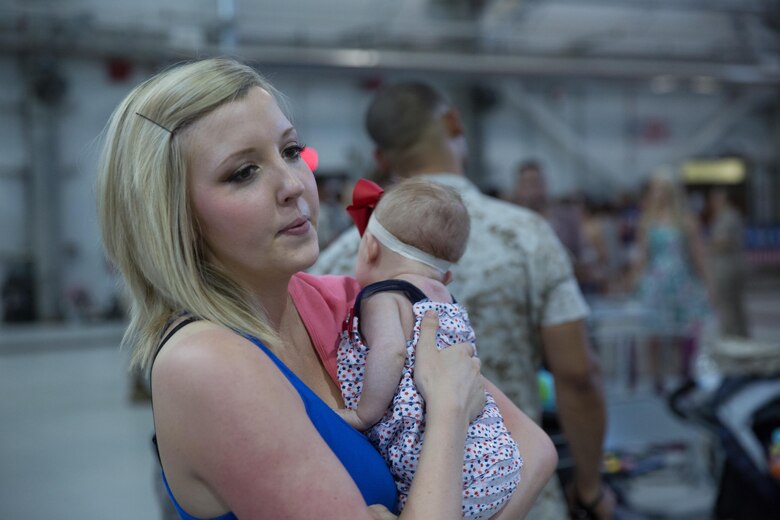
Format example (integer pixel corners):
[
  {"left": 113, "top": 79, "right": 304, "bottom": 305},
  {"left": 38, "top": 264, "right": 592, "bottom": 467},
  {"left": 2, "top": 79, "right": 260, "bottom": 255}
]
[{"left": 346, "top": 178, "right": 384, "bottom": 236}]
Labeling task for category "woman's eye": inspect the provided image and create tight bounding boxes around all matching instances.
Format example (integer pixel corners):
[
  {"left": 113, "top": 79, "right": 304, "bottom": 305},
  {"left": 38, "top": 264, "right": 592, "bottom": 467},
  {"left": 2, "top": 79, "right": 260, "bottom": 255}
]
[
  {"left": 227, "top": 164, "right": 258, "bottom": 183},
  {"left": 282, "top": 144, "right": 304, "bottom": 161}
]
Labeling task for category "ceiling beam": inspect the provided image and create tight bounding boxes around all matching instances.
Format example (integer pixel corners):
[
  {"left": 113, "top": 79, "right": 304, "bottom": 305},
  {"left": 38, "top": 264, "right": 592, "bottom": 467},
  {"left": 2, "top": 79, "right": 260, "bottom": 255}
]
[
  {"left": 2, "top": 25, "right": 779, "bottom": 86},
  {"left": 545, "top": 0, "right": 770, "bottom": 17},
  {"left": 502, "top": 83, "right": 623, "bottom": 188},
  {"left": 636, "top": 90, "right": 776, "bottom": 175}
]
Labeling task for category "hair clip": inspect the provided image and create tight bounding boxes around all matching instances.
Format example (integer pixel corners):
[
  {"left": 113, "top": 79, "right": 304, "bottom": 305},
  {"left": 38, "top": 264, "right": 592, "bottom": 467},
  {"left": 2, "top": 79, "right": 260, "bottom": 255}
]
[{"left": 135, "top": 112, "right": 173, "bottom": 135}]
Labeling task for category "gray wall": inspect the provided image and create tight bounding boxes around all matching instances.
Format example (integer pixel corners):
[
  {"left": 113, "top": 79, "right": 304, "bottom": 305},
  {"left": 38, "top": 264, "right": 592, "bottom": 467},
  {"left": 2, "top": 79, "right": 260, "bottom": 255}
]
[{"left": 0, "top": 55, "right": 777, "bottom": 321}]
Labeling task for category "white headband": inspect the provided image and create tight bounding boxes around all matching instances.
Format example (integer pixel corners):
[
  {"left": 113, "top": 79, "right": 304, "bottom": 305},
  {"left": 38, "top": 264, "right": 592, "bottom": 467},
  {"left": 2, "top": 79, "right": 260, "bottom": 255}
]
[{"left": 366, "top": 215, "right": 452, "bottom": 275}]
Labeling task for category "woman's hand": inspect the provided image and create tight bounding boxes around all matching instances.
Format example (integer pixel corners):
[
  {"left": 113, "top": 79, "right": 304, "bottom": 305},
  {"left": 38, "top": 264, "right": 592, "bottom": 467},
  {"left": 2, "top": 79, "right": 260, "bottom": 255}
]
[
  {"left": 413, "top": 311, "right": 485, "bottom": 424},
  {"left": 400, "top": 311, "right": 485, "bottom": 519}
]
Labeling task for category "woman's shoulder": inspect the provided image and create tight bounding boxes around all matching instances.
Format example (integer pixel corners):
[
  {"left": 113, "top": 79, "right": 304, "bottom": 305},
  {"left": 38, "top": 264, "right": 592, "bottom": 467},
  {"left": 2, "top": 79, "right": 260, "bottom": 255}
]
[
  {"left": 151, "top": 321, "right": 285, "bottom": 403},
  {"left": 150, "top": 321, "right": 351, "bottom": 519},
  {"left": 155, "top": 320, "right": 244, "bottom": 364}
]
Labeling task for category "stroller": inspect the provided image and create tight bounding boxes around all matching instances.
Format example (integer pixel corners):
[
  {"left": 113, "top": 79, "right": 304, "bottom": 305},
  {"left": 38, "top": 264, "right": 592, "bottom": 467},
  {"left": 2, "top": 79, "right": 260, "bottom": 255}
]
[{"left": 668, "top": 336, "right": 780, "bottom": 519}]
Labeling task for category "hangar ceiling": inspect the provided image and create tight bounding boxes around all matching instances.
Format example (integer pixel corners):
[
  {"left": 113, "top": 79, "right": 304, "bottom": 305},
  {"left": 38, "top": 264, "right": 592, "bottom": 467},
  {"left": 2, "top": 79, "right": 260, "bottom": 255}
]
[{"left": 1, "top": 0, "right": 779, "bottom": 83}]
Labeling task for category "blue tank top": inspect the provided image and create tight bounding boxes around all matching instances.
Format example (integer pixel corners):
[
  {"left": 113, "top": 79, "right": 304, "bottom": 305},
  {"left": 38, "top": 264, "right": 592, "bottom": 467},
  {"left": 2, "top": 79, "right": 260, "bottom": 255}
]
[{"left": 157, "top": 332, "right": 398, "bottom": 520}]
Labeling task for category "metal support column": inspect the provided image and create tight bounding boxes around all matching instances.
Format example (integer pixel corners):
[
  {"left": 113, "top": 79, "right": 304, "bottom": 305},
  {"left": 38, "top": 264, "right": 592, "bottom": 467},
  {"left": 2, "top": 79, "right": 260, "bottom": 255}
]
[{"left": 20, "top": 55, "right": 67, "bottom": 321}]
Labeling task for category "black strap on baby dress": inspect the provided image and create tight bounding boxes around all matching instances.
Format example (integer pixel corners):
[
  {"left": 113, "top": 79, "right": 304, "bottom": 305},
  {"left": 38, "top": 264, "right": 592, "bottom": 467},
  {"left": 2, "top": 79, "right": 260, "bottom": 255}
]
[{"left": 352, "top": 279, "right": 429, "bottom": 322}]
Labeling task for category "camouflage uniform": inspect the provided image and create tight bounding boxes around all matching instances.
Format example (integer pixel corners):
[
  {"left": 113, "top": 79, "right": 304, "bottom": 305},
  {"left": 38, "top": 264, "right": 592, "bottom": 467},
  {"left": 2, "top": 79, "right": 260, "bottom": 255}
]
[{"left": 312, "top": 174, "right": 588, "bottom": 520}]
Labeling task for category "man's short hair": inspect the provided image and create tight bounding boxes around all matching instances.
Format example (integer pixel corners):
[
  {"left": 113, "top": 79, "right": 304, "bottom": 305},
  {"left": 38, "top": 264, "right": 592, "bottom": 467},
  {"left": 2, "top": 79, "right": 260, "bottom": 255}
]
[
  {"left": 517, "top": 160, "right": 542, "bottom": 176},
  {"left": 365, "top": 82, "right": 449, "bottom": 152}
]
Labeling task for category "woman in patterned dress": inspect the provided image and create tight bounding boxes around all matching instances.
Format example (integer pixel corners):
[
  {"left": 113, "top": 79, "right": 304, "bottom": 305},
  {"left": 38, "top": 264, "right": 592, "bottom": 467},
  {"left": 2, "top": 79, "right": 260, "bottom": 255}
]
[{"left": 631, "top": 171, "right": 713, "bottom": 393}]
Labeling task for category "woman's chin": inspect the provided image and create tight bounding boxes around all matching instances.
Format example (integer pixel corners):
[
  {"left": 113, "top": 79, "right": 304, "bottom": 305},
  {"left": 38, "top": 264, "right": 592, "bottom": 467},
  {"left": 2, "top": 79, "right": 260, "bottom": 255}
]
[{"left": 292, "top": 241, "right": 321, "bottom": 273}]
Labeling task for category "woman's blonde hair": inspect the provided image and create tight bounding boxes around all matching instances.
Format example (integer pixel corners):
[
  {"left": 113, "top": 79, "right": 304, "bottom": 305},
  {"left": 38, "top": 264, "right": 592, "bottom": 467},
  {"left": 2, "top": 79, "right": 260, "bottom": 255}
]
[
  {"left": 640, "top": 169, "right": 689, "bottom": 232},
  {"left": 96, "top": 57, "right": 284, "bottom": 372}
]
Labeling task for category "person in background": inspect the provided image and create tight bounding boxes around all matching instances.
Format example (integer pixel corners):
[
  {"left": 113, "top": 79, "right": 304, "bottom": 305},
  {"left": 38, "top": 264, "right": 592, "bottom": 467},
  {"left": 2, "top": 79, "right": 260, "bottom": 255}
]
[
  {"left": 316, "top": 175, "right": 353, "bottom": 250},
  {"left": 512, "top": 161, "right": 583, "bottom": 269},
  {"left": 336, "top": 177, "right": 523, "bottom": 519},
  {"left": 575, "top": 196, "right": 611, "bottom": 296},
  {"left": 97, "top": 57, "right": 556, "bottom": 520},
  {"left": 707, "top": 188, "right": 750, "bottom": 338},
  {"left": 513, "top": 160, "right": 548, "bottom": 215},
  {"left": 313, "top": 81, "right": 614, "bottom": 520},
  {"left": 615, "top": 191, "right": 642, "bottom": 285},
  {"left": 629, "top": 171, "right": 713, "bottom": 394}
]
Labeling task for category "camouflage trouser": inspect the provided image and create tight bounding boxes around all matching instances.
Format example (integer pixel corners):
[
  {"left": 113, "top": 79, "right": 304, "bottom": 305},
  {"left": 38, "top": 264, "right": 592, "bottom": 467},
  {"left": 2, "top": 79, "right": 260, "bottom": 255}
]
[{"left": 526, "top": 476, "right": 569, "bottom": 520}]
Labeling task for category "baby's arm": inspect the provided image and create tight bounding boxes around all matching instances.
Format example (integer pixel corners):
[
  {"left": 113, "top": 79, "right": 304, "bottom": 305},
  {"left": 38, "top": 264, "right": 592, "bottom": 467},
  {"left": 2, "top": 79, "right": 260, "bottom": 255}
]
[{"left": 339, "top": 292, "right": 410, "bottom": 431}]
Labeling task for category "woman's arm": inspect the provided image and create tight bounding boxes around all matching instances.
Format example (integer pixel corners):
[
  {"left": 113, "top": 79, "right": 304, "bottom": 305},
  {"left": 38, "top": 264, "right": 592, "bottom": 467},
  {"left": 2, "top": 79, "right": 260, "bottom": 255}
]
[
  {"left": 625, "top": 223, "right": 648, "bottom": 291},
  {"left": 485, "top": 379, "right": 558, "bottom": 519},
  {"left": 153, "top": 323, "right": 381, "bottom": 520},
  {"left": 685, "top": 215, "right": 711, "bottom": 288}
]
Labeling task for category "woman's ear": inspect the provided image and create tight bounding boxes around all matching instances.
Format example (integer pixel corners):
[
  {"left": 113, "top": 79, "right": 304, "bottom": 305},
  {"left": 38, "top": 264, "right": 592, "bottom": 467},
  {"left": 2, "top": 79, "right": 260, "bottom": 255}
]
[{"left": 442, "top": 270, "right": 453, "bottom": 285}]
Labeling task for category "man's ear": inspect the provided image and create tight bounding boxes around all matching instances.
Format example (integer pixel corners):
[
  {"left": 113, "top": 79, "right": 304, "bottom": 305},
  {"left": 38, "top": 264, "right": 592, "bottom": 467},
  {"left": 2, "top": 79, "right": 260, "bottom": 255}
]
[
  {"left": 373, "top": 148, "right": 391, "bottom": 174},
  {"left": 364, "top": 232, "right": 381, "bottom": 264},
  {"left": 442, "top": 270, "right": 453, "bottom": 285},
  {"left": 442, "top": 109, "right": 465, "bottom": 138}
]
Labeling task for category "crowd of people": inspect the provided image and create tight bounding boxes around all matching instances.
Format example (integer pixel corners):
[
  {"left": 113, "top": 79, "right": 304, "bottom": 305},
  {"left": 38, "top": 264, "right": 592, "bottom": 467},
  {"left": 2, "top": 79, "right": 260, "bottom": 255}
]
[
  {"left": 506, "top": 162, "right": 749, "bottom": 394},
  {"left": 100, "top": 56, "right": 756, "bottom": 520}
]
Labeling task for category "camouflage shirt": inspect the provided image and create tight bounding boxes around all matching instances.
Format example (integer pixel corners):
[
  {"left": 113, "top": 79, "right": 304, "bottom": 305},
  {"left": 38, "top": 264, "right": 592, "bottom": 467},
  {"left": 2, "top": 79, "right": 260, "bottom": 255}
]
[{"left": 311, "top": 174, "right": 589, "bottom": 519}]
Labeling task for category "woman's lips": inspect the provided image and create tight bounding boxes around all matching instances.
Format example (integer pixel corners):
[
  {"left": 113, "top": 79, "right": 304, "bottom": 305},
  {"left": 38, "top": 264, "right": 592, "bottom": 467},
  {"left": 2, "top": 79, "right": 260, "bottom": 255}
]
[{"left": 280, "top": 217, "right": 311, "bottom": 235}]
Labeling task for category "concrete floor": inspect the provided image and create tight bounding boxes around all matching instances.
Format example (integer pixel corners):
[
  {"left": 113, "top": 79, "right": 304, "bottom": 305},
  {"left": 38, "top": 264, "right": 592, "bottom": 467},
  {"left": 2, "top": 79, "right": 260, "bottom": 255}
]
[
  {"left": 1, "top": 273, "right": 779, "bottom": 519},
  {"left": 0, "top": 325, "right": 158, "bottom": 519}
]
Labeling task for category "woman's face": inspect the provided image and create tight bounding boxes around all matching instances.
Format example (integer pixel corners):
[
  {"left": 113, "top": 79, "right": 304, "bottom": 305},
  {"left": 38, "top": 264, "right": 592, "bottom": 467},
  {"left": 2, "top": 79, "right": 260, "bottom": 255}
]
[
  {"left": 646, "top": 178, "right": 670, "bottom": 208},
  {"left": 184, "top": 86, "right": 319, "bottom": 286}
]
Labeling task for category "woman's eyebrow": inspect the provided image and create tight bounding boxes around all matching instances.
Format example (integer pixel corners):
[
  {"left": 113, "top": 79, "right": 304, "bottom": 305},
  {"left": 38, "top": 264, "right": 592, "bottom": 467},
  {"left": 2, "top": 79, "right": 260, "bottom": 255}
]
[
  {"left": 217, "top": 147, "right": 255, "bottom": 169},
  {"left": 215, "top": 127, "right": 298, "bottom": 169}
]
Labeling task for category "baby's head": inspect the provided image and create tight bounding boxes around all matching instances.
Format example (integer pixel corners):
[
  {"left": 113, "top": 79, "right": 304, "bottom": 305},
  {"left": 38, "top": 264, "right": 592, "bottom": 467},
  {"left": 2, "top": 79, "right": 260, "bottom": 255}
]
[{"left": 356, "top": 178, "right": 470, "bottom": 284}]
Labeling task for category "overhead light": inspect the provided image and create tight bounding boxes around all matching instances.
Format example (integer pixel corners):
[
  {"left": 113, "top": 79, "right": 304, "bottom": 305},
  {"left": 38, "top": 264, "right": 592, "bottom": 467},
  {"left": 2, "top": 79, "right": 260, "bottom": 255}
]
[{"left": 681, "top": 158, "right": 746, "bottom": 184}]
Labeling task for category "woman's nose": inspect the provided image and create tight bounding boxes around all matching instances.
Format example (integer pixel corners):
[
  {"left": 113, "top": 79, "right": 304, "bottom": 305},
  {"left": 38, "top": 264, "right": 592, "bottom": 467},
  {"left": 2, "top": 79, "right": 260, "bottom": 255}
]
[{"left": 276, "top": 163, "right": 305, "bottom": 205}]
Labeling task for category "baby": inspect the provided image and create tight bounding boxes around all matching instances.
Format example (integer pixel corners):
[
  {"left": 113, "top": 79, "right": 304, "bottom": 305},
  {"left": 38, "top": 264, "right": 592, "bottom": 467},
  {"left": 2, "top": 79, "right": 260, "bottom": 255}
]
[{"left": 336, "top": 178, "right": 522, "bottom": 519}]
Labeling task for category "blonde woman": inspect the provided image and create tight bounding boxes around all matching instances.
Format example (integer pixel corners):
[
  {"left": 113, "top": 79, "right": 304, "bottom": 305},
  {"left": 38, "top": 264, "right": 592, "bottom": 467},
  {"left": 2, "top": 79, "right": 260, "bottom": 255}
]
[
  {"left": 97, "top": 57, "right": 556, "bottom": 520},
  {"left": 631, "top": 171, "right": 713, "bottom": 393}
]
